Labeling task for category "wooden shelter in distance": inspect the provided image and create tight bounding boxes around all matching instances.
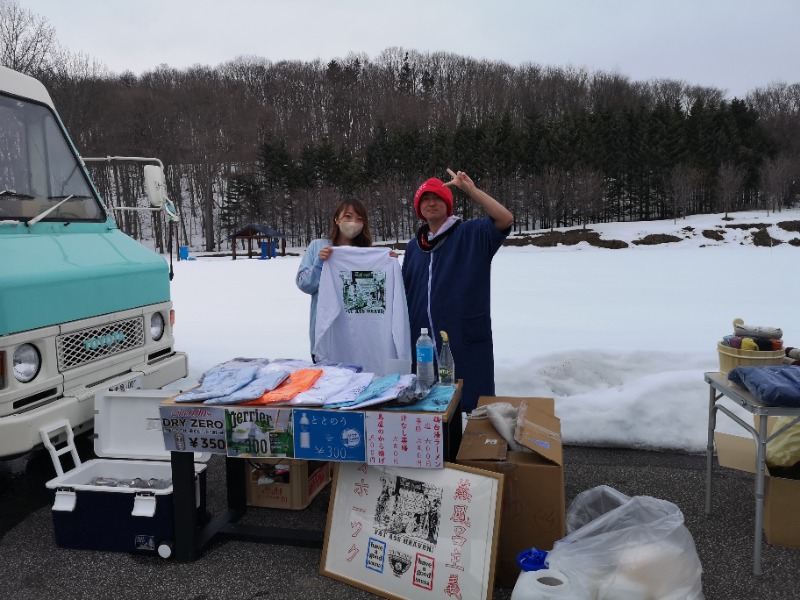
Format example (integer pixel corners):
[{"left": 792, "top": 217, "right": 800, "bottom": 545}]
[{"left": 229, "top": 224, "right": 287, "bottom": 260}]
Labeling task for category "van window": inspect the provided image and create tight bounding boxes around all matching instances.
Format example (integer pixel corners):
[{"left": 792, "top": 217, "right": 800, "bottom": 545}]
[{"left": 0, "top": 94, "right": 104, "bottom": 222}]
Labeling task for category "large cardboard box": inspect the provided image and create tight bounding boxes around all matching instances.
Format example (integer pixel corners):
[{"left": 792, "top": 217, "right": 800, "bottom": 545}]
[
  {"left": 715, "top": 419, "right": 800, "bottom": 548},
  {"left": 246, "top": 459, "right": 331, "bottom": 510},
  {"left": 456, "top": 396, "right": 565, "bottom": 588}
]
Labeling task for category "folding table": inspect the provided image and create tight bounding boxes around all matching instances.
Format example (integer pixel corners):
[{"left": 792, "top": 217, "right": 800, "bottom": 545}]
[{"left": 704, "top": 371, "right": 800, "bottom": 575}]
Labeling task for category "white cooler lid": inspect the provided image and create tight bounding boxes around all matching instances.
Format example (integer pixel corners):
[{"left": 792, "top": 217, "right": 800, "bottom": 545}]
[{"left": 95, "top": 390, "right": 206, "bottom": 462}]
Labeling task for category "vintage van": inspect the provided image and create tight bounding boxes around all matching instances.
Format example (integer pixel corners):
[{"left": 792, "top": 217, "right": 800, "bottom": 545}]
[{"left": 0, "top": 65, "right": 187, "bottom": 458}]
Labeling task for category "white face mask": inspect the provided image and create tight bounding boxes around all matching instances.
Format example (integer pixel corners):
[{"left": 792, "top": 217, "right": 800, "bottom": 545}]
[{"left": 338, "top": 221, "right": 363, "bottom": 240}]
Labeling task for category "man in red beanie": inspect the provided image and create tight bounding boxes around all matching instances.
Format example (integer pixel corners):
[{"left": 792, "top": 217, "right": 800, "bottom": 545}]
[{"left": 402, "top": 168, "right": 513, "bottom": 413}]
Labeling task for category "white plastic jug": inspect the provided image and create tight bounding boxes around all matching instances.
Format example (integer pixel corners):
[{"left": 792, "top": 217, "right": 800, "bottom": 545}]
[{"left": 510, "top": 569, "right": 588, "bottom": 600}]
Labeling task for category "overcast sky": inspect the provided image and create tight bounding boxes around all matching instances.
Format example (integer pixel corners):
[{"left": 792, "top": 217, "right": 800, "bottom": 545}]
[{"left": 29, "top": 0, "right": 800, "bottom": 99}]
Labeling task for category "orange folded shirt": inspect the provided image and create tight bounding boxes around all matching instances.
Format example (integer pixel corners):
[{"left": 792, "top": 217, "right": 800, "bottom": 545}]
[{"left": 242, "top": 368, "right": 323, "bottom": 405}]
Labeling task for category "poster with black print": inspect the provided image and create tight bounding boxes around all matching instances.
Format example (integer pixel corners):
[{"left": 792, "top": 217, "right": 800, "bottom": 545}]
[{"left": 321, "top": 462, "right": 503, "bottom": 600}]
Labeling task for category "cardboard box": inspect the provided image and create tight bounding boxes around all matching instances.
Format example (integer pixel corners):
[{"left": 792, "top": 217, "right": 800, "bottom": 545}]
[
  {"left": 715, "top": 419, "right": 800, "bottom": 548},
  {"left": 246, "top": 459, "right": 331, "bottom": 510},
  {"left": 456, "top": 396, "right": 565, "bottom": 588}
]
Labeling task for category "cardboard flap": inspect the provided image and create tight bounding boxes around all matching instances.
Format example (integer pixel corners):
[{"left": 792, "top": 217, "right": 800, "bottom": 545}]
[
  {"left": 455, "top": 416, "right": 508, "bottom": 461},
  {"left": 715, "top": 432, "right": 757, "bottom": 474},
  {"left": 460, "top": 396, "right": 561, "bottom": 463},
  {"left": 514, "top": 399, "right": 563, "bottom": 466},
  {"left": 481, "top": 396, "right": 555, "bottom": 414}
]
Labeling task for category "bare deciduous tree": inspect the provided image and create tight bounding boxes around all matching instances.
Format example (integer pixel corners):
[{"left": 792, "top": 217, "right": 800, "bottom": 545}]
[
  {"left": 572, "top": 167, "right": 604, "bottom": 229},
  {"left": 716, "top": 162, "right": 745, "bottom": 218},
  {"left": 669, "top": 163, "right": 702, "bottom": 223},
  {"left": 538, "top": 167, "right": 564, "bottom": 231},
  {"left": 759, "top": 156, "right": 796, "bottom": 214},
  {"left": 0, "top": 0, "right": 56, "bottom": 75}
]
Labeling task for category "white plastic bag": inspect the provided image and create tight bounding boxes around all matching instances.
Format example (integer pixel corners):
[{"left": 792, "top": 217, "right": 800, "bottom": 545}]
[
  {"left": 546, "top": 485, "right": 705, "bottom": 600},
  {"left": 565, "top": 484, "right": 630, "bottom": 534}
]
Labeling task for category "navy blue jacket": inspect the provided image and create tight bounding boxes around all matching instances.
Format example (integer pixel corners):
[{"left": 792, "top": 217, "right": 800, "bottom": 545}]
[
  {"left": 402, "top": 217, "right": 510, "bottom": 412},
  {"left": 728, "top": 365, "right": 800, "bottom": 406}
]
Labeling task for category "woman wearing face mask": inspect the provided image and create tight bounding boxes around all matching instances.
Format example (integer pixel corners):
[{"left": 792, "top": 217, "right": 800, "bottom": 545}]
[{"left": 296, "top": 199, "right": 373, "bottom": 359}]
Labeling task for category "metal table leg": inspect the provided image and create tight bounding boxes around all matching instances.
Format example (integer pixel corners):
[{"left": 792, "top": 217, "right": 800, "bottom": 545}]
[
  {"left": 753, "top": 415, "right": 768, "bottom": 576},
  {"left": 445, "top": 406, "right": 463, "bottom": 462},
  {"left": 171, "top": 450, "right": 199, "bottom": 562},
  {"left": 705, "top": 385, "right": 717, "bottom": 514},
  {"left": 225, "top": 456, "right": 247, "bottom": 514}
]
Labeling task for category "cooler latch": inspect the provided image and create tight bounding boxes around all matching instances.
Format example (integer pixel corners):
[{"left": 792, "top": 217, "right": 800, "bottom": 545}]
[
  {"left": 53, "top": 488, "right": 77, "bottom": 512},
  {"left": 132, "top": 492, "right": 157, "bottom": 517}
]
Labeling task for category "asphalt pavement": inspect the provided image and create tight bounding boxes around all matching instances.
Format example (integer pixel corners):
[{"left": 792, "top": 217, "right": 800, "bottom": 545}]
[{"left": 1, "top": 444, "right": 799, "bottom": 599}]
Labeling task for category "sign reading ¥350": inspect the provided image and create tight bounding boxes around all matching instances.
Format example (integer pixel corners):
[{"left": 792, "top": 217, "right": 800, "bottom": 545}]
[{"left": 160, "top": 404, "right": 227, "bottom": 453}]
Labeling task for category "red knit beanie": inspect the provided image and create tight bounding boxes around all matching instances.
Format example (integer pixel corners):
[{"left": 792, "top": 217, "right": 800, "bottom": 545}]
[{"left": 413, "top": 178, "right": 454, "bottom": 220}]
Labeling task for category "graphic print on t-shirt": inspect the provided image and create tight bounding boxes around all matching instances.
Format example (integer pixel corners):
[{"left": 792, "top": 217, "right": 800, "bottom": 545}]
[{"left": 339, "top": 270, "right": 386, "bottom": 314}]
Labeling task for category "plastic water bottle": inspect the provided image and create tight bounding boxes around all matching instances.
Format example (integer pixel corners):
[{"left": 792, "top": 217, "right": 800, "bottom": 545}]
[
  {"left": 299, "top": 412, "right": 311, "bottom": 449},
  {"left": 438, "top": 330, "right": 455, "bottom": 384},
  {"left": 415, "top": 328, "right": 435, "bottom": 388}
]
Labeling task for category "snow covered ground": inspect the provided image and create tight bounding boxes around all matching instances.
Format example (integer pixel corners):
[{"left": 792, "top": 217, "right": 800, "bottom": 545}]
[{"left": 168, "top": 208, "right": 800, "bottom": 452}]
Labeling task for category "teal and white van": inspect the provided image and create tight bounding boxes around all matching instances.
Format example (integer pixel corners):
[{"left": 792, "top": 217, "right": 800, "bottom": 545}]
[{"left": 0, "top": 66, "right": 187, "bottom": 458}]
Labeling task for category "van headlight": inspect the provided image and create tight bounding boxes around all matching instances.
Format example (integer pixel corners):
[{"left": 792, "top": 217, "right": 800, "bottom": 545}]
[
  {"left": 150, "top": 312, "right": 165, "bottom": 341},
  {"left": 13, "top": 344, "right": 41, "bottom": 383}
]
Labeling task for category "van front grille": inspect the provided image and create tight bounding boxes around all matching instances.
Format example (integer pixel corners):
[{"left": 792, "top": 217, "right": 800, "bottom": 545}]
[{"left": 56, "top": 317, "right": 144, "bottom": 371}]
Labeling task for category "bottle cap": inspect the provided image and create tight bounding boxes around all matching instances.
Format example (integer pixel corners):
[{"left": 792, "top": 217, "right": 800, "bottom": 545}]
[
  {"left": 421, "top": 328, "right": 428, "bottom": 334},
  {"left": 517, "top": 547, "right": 549, "bottom": 572}
]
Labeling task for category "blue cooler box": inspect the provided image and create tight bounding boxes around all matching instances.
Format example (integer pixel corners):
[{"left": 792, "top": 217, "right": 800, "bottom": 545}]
[{"left": 43, "top": 390, "right": 207, "bottom": 557}]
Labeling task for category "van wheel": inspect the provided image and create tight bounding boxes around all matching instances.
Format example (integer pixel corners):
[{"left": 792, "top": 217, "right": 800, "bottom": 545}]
[{"left": 157, "top": 540, "right": 174, "bottom": 559}]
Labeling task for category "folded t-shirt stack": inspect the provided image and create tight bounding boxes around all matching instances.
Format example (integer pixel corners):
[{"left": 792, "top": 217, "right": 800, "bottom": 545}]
[
  {"left": 722, "top": 335, "right": 783, "bottom": 351},
  {"left": 171, "top": 358, "right": 453, "bottom": 410},
  {"left": 720, "top": 318, "right": 783, "bottom": 351}
]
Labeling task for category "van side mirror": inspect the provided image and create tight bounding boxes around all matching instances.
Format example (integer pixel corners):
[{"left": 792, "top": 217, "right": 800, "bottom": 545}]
[{"left": 143, "top": 165, "right": 167, "bottom": 208}]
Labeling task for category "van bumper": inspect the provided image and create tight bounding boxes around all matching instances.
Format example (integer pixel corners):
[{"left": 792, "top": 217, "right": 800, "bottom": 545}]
[{"left": 0, "top": 351, "right": 188, "bottom": 459}]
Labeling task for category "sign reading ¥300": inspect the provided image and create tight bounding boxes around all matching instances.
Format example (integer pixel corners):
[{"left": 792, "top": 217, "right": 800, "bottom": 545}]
[{"left": 292, "top": 409, "right": 366, "bottom": 462}]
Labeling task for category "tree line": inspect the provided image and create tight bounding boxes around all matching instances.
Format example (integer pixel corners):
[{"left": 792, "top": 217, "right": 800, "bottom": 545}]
[{"left": 3, "top": 0, "right": 800, "bottom": 251}]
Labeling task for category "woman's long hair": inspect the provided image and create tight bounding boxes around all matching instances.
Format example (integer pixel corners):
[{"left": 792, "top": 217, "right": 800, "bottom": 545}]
[{"left": 327, "top": 199, "right": 373, "bottom": 247}]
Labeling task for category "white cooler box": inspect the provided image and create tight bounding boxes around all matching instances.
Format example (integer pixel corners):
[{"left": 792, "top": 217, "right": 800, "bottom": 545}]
[{"left": 42, "top": 390, "right": 207, "bottom": 557}]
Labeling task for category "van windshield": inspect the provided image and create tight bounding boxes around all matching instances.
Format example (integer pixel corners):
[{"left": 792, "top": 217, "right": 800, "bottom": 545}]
[{"left": 0, "top": 93, "right": 104, "bottom": 222}]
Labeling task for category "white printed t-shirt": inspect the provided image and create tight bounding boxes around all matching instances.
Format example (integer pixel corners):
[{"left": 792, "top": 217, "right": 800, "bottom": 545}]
[{"left": 314, "top": 247, "right": 411, "bottom": 374}]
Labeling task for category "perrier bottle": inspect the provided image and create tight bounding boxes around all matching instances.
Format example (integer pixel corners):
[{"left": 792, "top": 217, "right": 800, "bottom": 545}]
[{"left": 438, "top": 330, "right": 455, "bottom": 384}]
